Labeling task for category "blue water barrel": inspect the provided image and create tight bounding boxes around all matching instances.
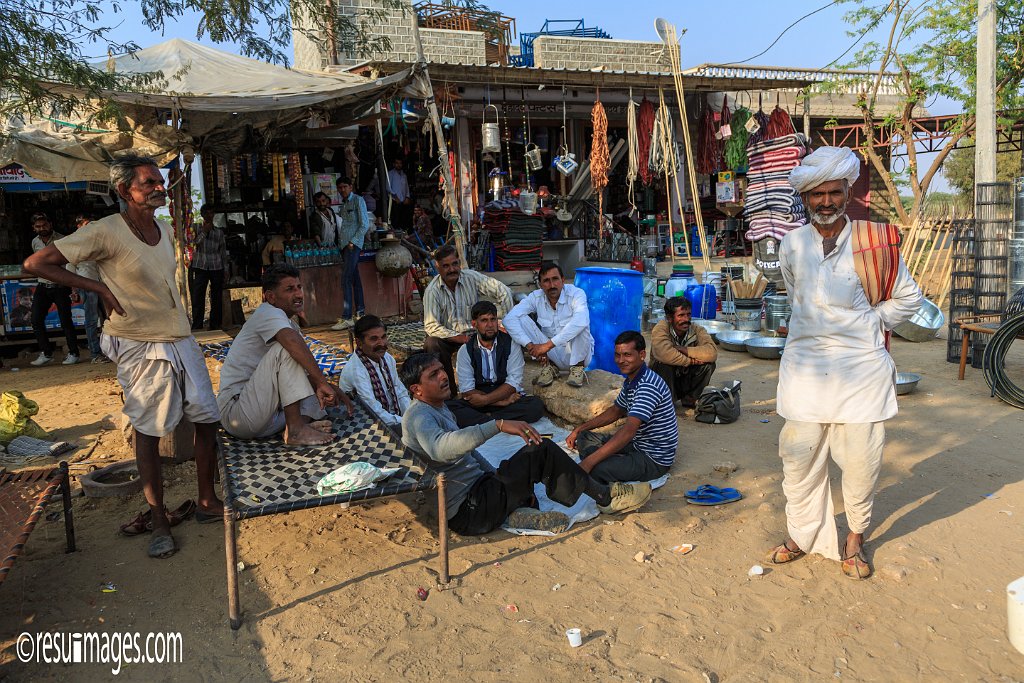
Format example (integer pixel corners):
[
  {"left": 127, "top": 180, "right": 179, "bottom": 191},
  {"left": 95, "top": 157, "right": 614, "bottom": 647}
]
[
  {"left": 686, "top": 283, "right": 717, "bottom": 320},
  {"left": 574, "top": 267, "right": 644, "bottom": 373}
]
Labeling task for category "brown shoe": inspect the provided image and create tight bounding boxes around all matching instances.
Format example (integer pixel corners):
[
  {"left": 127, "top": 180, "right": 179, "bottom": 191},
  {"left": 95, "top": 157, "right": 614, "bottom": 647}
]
[{"left": 840, "top": 548, "right": 872, "bottom": 579}]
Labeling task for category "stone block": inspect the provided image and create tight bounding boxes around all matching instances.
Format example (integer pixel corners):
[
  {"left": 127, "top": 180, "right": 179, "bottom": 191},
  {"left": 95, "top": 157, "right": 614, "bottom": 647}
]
[{"left": 521, "top": 363, "right": 623, "bottom": 426}]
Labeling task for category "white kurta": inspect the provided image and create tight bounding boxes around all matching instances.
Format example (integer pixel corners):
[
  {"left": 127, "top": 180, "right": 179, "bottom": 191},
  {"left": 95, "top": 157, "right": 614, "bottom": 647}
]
[
  {"left": 777, "top": 220, "right": 922, "bottom": 424},
  {"left": 503, "top": 284, "right": 595, "bottom": 369}
]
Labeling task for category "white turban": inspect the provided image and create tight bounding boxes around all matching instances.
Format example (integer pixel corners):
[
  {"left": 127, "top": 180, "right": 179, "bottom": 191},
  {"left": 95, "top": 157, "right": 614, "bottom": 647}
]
[{"left": 789, "top": 146, "right": 861, "bottom": 194}]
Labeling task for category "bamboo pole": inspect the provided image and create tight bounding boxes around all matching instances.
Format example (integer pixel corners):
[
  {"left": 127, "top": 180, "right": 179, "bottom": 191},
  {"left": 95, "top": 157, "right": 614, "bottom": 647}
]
[
  {"left": 658, "top": 88, "right": 688, "bottom": 263},
  {"left": 917, "top": 221, "right": 944, "bottom": 291}
]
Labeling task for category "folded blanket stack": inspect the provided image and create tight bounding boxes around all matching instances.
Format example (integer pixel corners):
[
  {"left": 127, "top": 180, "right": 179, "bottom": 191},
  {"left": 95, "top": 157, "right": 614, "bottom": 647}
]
[
  {"left": 483, "top": 207, "right": 545, "bottom": 271},
  {"left": 743, "top": 133, "right": 810, "bottom": 242}
]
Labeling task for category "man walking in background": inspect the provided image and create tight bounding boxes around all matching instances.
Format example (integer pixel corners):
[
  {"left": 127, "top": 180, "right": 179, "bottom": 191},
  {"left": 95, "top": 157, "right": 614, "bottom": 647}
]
[{"left": 28, "top": 212, "right": 80, "bottom": 366}]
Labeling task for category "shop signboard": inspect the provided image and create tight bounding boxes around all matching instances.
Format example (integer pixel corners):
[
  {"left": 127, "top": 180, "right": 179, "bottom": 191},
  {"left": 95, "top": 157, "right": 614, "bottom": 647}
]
[
  {"left": 0, "top": 165, "right": 37, "bottom": 184},
  {"left": 1, "top": 280, "right": 86, "bottom": 334}
]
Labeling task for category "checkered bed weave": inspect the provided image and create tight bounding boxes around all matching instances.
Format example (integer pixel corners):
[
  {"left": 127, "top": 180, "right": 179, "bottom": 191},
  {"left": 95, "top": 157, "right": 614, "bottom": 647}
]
[
  {"left": 218, "top": 399, "right": 434, "bottom": 520},
  {"left": 383, "top": 321, "right": 426, "bottom": 354},
  {"left": 203, "top": 335, "right": 349, "bottom": 377}
]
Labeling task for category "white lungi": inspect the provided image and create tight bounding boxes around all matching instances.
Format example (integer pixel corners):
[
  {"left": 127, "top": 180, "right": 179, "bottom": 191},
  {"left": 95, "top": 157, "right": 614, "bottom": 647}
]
[
  {"left": 779, "top": 420, "right": 885, "bottom": 560},
  {"left": 512, "top": 316, "right": 593, "bottom": 369},
  {"left": 102, "top": 334, "right": 220, "bottom": 438},
  {"left": 217, "top": 343, "right": 325, "bottom": 439}
]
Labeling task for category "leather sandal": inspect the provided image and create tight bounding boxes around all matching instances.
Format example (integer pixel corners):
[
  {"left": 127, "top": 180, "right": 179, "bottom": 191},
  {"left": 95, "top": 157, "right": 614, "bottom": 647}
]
[
  {"left": 764, "top": 539, "right": 806, "bottom": 565},
  {"left": 119, "top": 500, "right": 195, "bottom": 537},
  {"left": 841, "top": 548, "right": 873, "bottom": 579}
]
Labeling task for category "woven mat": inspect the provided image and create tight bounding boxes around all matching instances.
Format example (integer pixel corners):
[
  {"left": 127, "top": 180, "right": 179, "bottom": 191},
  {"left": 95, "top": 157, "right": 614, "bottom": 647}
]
[
  {"left": 385, "top": 321, "right": 427, "bottom": 354},
  {"left": 203, "top": 335, "right": 349, "bottom": 378},
  {"left": 218, "top": 399, "right": 434, "bottom": 520}
]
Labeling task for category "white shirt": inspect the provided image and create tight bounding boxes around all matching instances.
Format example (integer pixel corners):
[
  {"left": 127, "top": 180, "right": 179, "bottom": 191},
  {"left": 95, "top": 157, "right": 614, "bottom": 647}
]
[
  {"left": 455, "top": 336, "right": 525, "bottom": 393},
  {"left": 312, "top": 208, "right": 342, "bottom": 246},
  {"left": 777, "top": 220, "right": 922, "bottom": 423},
  {"left": 387, "top": 169, "right": 410, "bottom": 202},
  {"left": 219, "top": 303, "right": 299, "bottom": 401},
  {"left": 338, "top": 351, "right": 410, "bottom": 425},
  {"left": 504, "top": 283, "right": 594, "bottom": 350}
]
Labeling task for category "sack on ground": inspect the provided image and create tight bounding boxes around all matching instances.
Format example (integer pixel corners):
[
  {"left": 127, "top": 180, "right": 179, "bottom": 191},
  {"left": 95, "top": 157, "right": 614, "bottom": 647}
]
[
  {"left": 0, "top": 391, "right": 51, "bottom": 444},
  {"left": 695, "top": 380, "right": 741, "bottom": 425},
  {"left": 316, "top": 462, "right": 400, "bottom": 496}
]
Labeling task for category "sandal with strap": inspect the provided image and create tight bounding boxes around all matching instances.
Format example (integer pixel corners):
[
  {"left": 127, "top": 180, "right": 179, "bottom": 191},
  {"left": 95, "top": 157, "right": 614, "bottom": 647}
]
[
  {"left": 119, "top": 500, "right": 196, "bottom": 537},
  {"left": 841, "top": 548, "right": 872, "bottom": 579},
  {"left": 764, "top": 539, "right": 806, "bottom": 565}
]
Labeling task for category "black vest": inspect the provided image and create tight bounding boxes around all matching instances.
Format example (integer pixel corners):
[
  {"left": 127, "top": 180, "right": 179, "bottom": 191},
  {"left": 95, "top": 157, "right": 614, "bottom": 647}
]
[{"left": 466, "top": 332, "right": 512, "bottom": 389}]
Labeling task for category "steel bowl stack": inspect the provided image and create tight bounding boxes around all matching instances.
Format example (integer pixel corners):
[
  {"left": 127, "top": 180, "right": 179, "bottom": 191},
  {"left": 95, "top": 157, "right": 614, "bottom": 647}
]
[
  {"left": 716, "top": 330, "right": 762, "bottom": 352},
  {"left": 693, "top": 319, "right": 735, "bottom": 341},
  {"left": 745, "top": 336, "right": 786, "bottom": 360}
]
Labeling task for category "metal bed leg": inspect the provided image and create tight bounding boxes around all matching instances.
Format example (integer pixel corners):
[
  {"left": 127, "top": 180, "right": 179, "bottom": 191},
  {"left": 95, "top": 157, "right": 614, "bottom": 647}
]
[
  {"left": 59, "top": 461, "right": 76, "bottom": 553},
  {"left": 437, "top": 473, "right": 449, "bottom": 584},
  {"left": 225, "top": 503, "right": 241, "bottom": 630}
]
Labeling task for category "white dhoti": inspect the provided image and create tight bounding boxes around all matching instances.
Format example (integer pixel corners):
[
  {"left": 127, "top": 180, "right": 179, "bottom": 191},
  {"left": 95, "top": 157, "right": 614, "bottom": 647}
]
[
  {"left": 778, "top": 420, "right": 885, "bottom": 560},
  {"left": 102, "top": 334, "right": 220, "bottom": 438},
  {"left": 514, "top": 317, "right": 593, "bottom": 369},
  {"left": 217, "top": 343, "right": 325, "bottom": 439}
]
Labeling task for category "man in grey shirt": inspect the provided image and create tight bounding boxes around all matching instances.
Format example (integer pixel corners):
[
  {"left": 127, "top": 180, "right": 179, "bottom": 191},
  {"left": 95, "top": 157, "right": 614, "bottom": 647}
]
[{"left": 400, "top": 352, "right": 652, "bottom": 535}]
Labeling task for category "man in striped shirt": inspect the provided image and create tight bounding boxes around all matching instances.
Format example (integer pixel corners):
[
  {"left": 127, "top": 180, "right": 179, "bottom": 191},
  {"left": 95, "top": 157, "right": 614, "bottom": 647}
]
[
  {"left": 566, "top": 331, "right": 679, "bottom": 485},
  {"left": 422, "top": 245, "right": 513, "bottom": 393}
]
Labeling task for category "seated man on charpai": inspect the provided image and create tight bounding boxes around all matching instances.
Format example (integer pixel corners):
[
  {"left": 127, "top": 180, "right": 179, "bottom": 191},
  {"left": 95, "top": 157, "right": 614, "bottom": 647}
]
[
  {"left": 217, "top": 265, "right": 353, "bottom": 446},
  {"left": 400, "top": 352, "right": 653, "bottom": 535},
  {"left": 338, "top": 314, "right": 411, "bottom": 433},
  {"left": 445, "top": 301, "right": 545, "bottom": 428}
]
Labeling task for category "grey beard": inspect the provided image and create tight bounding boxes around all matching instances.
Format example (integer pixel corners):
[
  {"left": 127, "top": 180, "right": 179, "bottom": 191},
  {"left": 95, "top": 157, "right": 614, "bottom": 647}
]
[{"left": 810, "top": 209, "right": 844, "bottom": 225}]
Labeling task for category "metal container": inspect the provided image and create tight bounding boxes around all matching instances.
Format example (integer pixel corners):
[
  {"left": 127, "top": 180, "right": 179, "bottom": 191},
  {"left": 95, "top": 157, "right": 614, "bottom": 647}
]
[
  {"left": 745, "top": 336, "right": 786, "bottom": 360},
  {"left": 896, "top": 372, "right": 922, "bottom": 395},
  {"left": 717, "top": 330, "right": 762, "bottom": 352},
  {"left": 482, "top": 104, "right": 501, "bottom": 152},
  {"left": 693, "top": 319, "right": 734, "bottom": 341},
  {"left": 733, "top": 298, "right": 763, "bottom": 332},
  {"left": 764, "top": 294, "right": 792, "bottom": 333},
  {"left": 893, "top": 298, "right": 946, "bottom": 342},
  {"left": 525, "top": 143, "right": 543, "bottom": 171}
]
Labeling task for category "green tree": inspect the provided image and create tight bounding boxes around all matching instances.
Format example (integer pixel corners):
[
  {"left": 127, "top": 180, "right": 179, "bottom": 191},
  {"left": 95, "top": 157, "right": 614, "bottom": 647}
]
[
  {"left": 942, "top": 141, "right": 1022, "bottom": 197},
  {"left": 0, "top": 0, "right": 402, "bottom": 122},
  {"left": 827, "top": 0, "right": 1024, "bottom": 225}
]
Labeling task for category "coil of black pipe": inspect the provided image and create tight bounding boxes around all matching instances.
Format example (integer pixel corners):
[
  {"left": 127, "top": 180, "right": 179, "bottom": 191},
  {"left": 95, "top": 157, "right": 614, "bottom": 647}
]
[{"left": 983, "top": 310, "right": 1024, "bottom": 409}]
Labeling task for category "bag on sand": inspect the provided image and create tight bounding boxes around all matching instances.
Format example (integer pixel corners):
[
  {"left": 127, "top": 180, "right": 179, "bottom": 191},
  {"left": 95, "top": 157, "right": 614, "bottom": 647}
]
[
  {"left": 695, "top": 380, "right": 742, "bottom": 425},
  {"left": 0, "top": 391, "right": 50, "bottom": 444}
]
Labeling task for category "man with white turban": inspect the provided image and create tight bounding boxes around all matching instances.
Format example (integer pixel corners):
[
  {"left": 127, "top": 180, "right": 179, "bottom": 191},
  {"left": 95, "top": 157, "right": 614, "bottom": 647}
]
[{"left": 764, "top": 146, "right": 922, "bottom": 580}]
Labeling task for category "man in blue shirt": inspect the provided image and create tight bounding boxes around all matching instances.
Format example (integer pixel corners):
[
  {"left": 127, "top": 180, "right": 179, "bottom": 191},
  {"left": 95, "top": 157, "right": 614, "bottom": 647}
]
[
  {"left": 331, "top": 176, "right": 370, "bottom": 330},
  {"left": 566, "top": 331, "right": 679, "bottom": 485}
]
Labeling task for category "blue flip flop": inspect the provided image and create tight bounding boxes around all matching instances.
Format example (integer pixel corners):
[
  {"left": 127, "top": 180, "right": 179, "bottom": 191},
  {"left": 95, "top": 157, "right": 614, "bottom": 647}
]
[
  {"left": 686, "top": 489, "right": 743, "bottom": 506},
  {"left": 684, "top": 484, "right": 739, "bottom": 499}
]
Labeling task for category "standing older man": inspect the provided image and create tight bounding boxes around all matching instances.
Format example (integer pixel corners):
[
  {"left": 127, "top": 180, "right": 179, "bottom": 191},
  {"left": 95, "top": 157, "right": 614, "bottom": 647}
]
[
  {"left": 422, "top": 244, "right": 513, "bottom": 393},
  {"left": 24, "top": 153, "right": 222, "bottom": 559},
  {"left": 764, "top": 146, "right": 922, "bottom": 579},
  {"left": 504, "top": 261, "right": 594, "bottom": 389}
]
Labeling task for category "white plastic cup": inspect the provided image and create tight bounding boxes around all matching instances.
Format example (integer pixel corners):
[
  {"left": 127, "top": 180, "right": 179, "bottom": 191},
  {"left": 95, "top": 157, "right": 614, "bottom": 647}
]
[{"left": 565, "top": 628, "right": 583, "bottom": 648}]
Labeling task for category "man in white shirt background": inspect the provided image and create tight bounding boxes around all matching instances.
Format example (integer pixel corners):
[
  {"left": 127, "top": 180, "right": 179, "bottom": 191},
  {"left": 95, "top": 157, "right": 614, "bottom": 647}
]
[
  {"left": 339, "top": 315, "right": 410, "bottom": 433},
  {"left": 504, "top": 261, "right": 594, "bottom": 389},
  {"left": 447, "top": 301, "right": 545, "bottom": 428},
  {"left": 28, "top": 212, "right": 80, "bottom": 366},
  {"left": 387, "top": 158, "right": 412, "bottom": 230},
  {"left": 310, "top": 191, "right": 341, "bottom": 246}
]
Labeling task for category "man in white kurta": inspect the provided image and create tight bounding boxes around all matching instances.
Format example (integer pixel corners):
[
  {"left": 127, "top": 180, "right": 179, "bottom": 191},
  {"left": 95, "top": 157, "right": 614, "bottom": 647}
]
[
  {"left": 503, "top": 261, "right": 594, "bottom": 388},
  {"left": 766, "top": 146, "right": 922, "bottom": 580}
]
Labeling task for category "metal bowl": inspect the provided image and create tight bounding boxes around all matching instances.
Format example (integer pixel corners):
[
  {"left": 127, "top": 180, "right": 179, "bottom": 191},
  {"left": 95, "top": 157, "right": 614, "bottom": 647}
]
[
  {"left": 717, "top": 330, "right": 762, "bottom": 352},
  {"left": 893, "top": 298, "right": 945, "bottom": 342},
  {"left": 693, "top": 319, "right": 735, "bottom": 341},
  {"left": 896, "top": 372, "right": 922, "bottom": 395},
  {"left": 745, "top": 336, "right": 787, "bottom": 360}
]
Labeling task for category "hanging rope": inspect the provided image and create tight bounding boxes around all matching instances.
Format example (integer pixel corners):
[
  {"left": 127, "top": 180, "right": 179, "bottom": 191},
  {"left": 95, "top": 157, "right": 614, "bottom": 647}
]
[
  {"left": 697, "top": 104, "right": 718, "bottom": 174},
  {"left": 627, "top": 90, "right": 639, "bottom": 210},
  {"left": 591, "top": 92, "right": 609, "bottom": 252},
  {"left": 637, "top": 97, "right": 655, "bottom": 185}
]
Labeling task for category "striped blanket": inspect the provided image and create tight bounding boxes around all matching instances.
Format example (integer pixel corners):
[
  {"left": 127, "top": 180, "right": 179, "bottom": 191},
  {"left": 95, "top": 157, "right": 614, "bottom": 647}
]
[{"left": 850, "top": 220, "right": 901, "bottom": 306}]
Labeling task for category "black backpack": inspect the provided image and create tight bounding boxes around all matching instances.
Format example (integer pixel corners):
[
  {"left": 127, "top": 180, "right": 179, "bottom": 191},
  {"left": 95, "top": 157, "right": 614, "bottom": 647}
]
[{"left": 695, "top": 380, "right": 742, "bottom": 424}]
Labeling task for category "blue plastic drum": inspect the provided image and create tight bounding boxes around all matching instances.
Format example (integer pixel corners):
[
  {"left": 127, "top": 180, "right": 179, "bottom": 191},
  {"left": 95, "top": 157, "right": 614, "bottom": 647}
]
[
  {"left": 573, "top": 267, "right": 644, "bottom": 374},
  {"left": 686, "top": 283, "right": 718, "bottom": 320}
]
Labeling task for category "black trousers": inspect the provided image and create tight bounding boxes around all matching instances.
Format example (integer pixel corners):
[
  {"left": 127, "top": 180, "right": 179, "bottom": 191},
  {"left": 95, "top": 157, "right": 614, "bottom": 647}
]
[
  {"left": 31, "top": 284, "right": 78, "bottom": 355},
  {"left": 651, "top": 360, "right": 717, "bottom": 405},
  {"left": 577, "top": 430, "right": 670, "bottom": 486},
  {"left": 423, "top": 335, "right": 465, "bottom": 395},
  {"left": 446, "top": 387, "right": 546, "bottom": 428},
  {"left": 189, "top": 267, "right": 225, "bottom": 329},
  {"left": 448, "top": 440, "right": 592, "bottom": 536}
]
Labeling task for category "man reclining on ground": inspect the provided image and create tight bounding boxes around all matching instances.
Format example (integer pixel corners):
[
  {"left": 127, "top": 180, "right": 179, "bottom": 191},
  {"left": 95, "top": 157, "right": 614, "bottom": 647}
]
[
  {"left": 218, "top": 264, "right": 352, "bottom": 445},
  {"left": 400, "top": 352, "right": 652, "bottom": 535}
]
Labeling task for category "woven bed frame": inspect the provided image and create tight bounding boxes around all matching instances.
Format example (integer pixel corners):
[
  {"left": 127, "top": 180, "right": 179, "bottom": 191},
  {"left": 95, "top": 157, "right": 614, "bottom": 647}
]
[{"left": 0, "top": 462, "right": 76, "bottom": 588}]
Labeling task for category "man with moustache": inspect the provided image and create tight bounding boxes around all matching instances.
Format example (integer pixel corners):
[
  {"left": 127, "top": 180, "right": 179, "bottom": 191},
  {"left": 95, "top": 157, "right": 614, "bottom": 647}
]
[
  {"left": 764, "top": 146, "right": 922, "bottom": 580},
  {"left": 27, "top": 212, "right": 80, "bottom": 366},
  {"left": 422, "top": 244, "right": 513, "bottom": 393},
  {"left": 650, "top": 296, "right": 718, "bottom": 410},
  {"left": 504, "top": 261, "right": 594, "bottom": 389},
  {"left": 218, "top": 264, "right": 353, "bottom": 446},
  {"left": 24, "top": 153, "right": 221, "bottom": 558},
  {"left": 446, "top": 301, "right": 545, "bottom": 428},
  {"left": 400, "top": 352, "right": 652, "bottom": 535},
  {"left": 339, "top": 314, "right": 410, "bottom": 431}
]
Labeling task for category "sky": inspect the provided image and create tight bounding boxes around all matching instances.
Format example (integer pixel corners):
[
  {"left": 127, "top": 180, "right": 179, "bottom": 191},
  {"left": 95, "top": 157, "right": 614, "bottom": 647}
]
[{"left": 96, "top": 0, "right": 960, "bottom": 191}]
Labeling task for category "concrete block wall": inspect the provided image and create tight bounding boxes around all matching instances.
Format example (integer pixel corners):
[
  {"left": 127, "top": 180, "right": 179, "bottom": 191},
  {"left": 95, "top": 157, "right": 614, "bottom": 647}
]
[{"left": 532, "top": 36, "right": 672, "bottom": 73}]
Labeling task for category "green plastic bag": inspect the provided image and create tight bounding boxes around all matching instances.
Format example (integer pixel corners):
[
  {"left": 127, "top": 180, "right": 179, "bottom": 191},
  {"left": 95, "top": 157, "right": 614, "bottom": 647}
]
[{"left": 0, "top": 391, "right": 51, "bottom": 445}]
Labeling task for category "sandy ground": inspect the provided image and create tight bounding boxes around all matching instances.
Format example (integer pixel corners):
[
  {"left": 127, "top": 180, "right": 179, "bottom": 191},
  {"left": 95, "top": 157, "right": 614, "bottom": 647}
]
[{"left": 1, "top": 331, "right": 1023, "bottom": 682}]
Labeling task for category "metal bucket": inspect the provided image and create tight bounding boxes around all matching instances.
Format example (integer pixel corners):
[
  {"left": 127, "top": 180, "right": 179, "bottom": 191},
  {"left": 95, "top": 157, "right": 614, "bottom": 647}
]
[
  {"left": 482, "top": 104, "right": 501, "bottom": 152},
  {"left": 525, "top": 143, "right": 543, "bottom": 171},
  {"left": 734, "top": 298, "right": 763, "bottom": 332},
  {"left": 764, "top": 294, "right": 791, "bottom": 332}
]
